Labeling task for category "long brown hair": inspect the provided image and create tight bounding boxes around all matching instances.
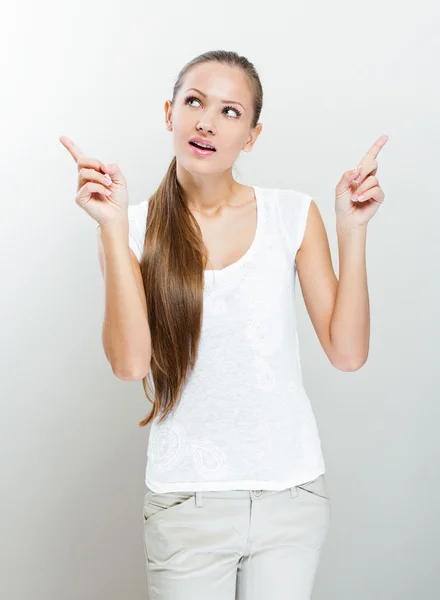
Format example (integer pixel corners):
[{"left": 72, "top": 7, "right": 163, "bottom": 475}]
[{"left": 137, "top": 50, "right": 263, "bottom": 427}]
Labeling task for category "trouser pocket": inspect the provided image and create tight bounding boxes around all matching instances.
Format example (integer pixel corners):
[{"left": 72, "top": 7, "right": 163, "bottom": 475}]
[
  {"left": 143, "top": 490, "right": 195, "bottom": 522},
  {"left": 297, "top": 474, "right": 330, "bottom": 503}
]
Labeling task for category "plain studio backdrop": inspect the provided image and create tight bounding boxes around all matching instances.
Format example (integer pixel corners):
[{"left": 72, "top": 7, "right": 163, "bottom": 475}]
[{"left": 1, "top": 2, "right": 439, "bottom": 599}]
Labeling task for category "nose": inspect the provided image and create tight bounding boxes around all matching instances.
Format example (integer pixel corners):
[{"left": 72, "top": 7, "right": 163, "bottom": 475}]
[{"left": 197, "top": 121, "right": 215, "bottom": 134}]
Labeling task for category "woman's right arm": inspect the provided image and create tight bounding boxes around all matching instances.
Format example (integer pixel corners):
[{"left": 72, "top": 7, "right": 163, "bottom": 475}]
[
  {"left": 97, "top": 220, "right": 151, "bottom": 381},
  {"left": 58, "top": 135, "right": 151, "bottom": 380}
]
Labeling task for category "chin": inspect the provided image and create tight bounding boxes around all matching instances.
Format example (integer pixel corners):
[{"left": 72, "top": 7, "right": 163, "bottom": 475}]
[{"left": 178, "top": 155, "right": 224, "bottom": 175}]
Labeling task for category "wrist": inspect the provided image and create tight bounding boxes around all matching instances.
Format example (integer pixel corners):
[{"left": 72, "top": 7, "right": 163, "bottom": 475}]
[
  {"left": 99, "top": 217, "right": 129, "bottom": 235},
  {"left": 99, "top": 219, "right": 129, "bottom": 248},
  {"left": 336, "top": 220, "right": 368, "bottom": 236}
]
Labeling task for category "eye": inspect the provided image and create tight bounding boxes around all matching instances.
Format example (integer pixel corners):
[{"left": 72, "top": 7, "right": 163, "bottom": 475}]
[
  {"left": 185, "top": 95, "right": 201, "bottom": 108},
  {"left": 223, "top": 105, "right": 242, "bottom": 118},
  {"left": 184, "top": 95, "right": 242, "bottom": 119}
]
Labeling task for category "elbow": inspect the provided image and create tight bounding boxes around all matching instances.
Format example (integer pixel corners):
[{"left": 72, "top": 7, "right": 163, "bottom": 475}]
[
  {"left": 114, "top": 368, "right": 150, "bottom": 381},
  {"left": 102, "top": 333, "right": 151, "bottom": 381},
  {"left": 331, "top": 353, "right": 369, "bottom": 372},
  {"left": 112, "top": 360, "right": 151, "bottom": 381}
]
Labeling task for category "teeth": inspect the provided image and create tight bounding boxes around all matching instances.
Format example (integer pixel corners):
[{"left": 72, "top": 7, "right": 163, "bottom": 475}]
[{"left": 193, "top": 141, "right": 215, "bottom": 150}]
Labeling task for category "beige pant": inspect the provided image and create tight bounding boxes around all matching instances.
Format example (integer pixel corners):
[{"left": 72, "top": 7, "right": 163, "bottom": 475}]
[{"left": 142, "top": 474, "right": 330, "bottom": 600}]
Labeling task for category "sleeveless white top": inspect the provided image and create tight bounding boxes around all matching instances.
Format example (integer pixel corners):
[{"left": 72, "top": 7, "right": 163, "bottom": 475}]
[{"left": 127, "top": 185, "right": 326, "bottom": 492}]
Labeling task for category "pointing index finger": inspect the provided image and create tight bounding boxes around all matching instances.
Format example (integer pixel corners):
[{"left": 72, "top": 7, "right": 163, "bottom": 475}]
[
  {"left": 365, "top": 134, "right": 389, "bottom": 160},
  {"left": 59, "top": 136, "right": 85, "bottom": 163}
]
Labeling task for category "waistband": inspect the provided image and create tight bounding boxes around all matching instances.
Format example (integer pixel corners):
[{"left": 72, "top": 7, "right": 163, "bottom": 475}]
[{"left": 191, "top": 486, "right": 299, "bottom": 506}]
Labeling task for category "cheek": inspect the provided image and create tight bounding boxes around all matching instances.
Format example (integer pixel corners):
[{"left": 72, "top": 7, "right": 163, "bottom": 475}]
[
  {"left": 223, "top": 138, "right": 245, "bottom": 155},
  {"left": 175, "top": 122, "right": 196, "bottom": 146}
]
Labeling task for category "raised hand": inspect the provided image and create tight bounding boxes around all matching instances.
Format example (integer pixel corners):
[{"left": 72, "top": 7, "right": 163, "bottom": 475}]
[
  {"left": 335, "top": 134, "right": 389, "bottom": 230},
  {"left": 59, "top": 136, "right": 129, "bottom": 227}
]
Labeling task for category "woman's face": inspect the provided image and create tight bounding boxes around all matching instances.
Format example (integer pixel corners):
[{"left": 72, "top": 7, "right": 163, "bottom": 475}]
[{"left": 164, "top": 62, "right": 262, "bottom": 175}]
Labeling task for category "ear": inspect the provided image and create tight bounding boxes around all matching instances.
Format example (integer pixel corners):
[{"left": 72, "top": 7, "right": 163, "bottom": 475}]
[
  {"left": 164, "top": 99, "right": 173, "bottom": 130},
  {"left": 242, "top": 123, "right": 263, "bottom": 153}
]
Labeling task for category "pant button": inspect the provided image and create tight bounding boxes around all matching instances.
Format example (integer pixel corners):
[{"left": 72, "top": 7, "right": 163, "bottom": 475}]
[{"left": 253, "top": 490, "right": 263, "bottom": 496}]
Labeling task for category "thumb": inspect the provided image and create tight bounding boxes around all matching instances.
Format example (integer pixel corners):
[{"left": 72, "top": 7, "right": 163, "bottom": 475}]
[
  {"left": 346, "top": 164, "right": 361, "bottom": 182},
  {"left": 101, "top": 162, "right": 125, "bottom": 184},
  {"left": 337, "top": 163, "right": 361, "bottom": 193}
]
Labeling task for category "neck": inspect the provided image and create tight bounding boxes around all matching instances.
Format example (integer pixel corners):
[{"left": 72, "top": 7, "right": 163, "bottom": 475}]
[{"left": 176, "top": 164, "right": 241, "bottom": 213}]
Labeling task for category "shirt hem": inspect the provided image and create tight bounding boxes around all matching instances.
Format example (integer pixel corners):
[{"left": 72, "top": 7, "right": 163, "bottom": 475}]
[{"left": 145, "top": 468, "right": 326, "bottom": 493}]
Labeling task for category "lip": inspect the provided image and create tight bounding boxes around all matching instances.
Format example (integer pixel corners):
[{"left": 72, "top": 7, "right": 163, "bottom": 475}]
[
  {"left": 189, "top": 137, "right": 216, "bottom": 151},
  {"left": 188, "top": 143, "right": 217, "bottom": 157}
]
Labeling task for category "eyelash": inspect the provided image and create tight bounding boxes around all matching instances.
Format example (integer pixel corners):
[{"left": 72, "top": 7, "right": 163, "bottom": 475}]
[{"left": 183, "top": 95, "right": 242, "bottom": 118}]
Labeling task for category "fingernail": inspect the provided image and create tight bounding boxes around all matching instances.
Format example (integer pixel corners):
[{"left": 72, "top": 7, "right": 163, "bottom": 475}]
[
  {"left": 354, "top": 175, "right": 362, "bottom": 183},
  {"left": 352, "top": 194, "right": 358, "bottom": 201},
  {"left": 104, "top": 174, "right": 112, "bottom": 184}
]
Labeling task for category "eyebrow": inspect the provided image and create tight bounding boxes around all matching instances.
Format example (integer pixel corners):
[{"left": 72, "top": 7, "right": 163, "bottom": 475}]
[{"left": 184, "top": 88, "right": 245, "bottom": 111}]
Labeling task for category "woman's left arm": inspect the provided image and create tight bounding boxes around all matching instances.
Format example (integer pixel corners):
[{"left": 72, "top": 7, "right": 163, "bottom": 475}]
[{"left": 296, "top": 134, "right": 389, "bottom": 372}]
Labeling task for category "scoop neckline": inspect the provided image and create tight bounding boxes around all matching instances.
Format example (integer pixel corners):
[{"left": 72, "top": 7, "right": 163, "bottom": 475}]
[{"left": 203, "top": 185, "right": 263, "bottom": 275}]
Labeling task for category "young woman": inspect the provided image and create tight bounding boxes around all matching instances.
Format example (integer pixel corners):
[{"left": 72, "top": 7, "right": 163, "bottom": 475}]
[{"left": 60, "top": 49, "right": 387, "bottom": 600}]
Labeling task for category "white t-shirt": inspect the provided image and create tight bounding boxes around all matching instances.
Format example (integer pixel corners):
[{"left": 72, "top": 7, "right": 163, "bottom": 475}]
[{"left": 127, "top": 185, "right": 326, "bottom": 492}]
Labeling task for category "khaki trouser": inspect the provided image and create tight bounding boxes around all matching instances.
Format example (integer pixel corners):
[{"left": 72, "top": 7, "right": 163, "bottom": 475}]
[{"left": 142, "top": 474, "right": 330, "bottom": 600}]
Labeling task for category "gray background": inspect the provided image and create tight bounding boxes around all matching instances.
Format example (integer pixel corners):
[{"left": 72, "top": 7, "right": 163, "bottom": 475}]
[{"left": 2, "top": 2, "right": 439, "bottom": 599}]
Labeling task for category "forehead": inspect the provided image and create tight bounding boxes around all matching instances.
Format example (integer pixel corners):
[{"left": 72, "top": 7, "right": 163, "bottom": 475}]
[{"left": 181, "top": 62, "right": 252, "bottom": 104}]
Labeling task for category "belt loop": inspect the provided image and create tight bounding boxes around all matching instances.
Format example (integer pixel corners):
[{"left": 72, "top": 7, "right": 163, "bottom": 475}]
[
  {"left": 289, "top": 486, "right": 298, "bottom": 499},
  {"left": 195, "top": 491, "right": 204, "bottom": 507}
]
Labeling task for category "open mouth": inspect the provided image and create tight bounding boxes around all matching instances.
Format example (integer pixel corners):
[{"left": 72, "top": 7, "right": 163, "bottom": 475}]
[{"left": 189, "top": 141, "right": 216, "bottom": 152}]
